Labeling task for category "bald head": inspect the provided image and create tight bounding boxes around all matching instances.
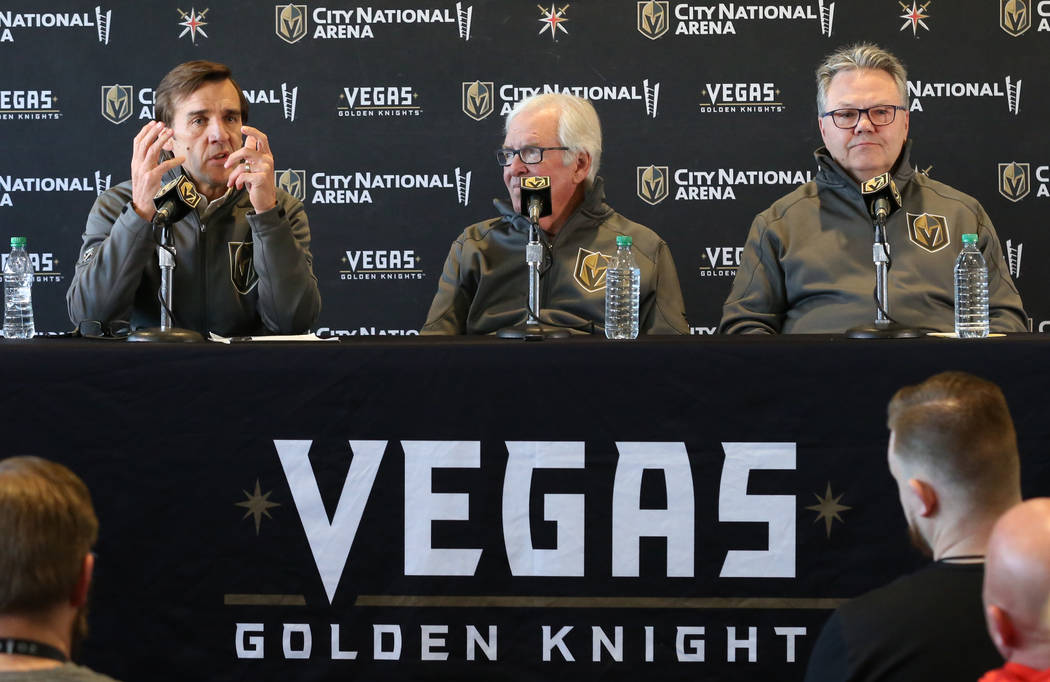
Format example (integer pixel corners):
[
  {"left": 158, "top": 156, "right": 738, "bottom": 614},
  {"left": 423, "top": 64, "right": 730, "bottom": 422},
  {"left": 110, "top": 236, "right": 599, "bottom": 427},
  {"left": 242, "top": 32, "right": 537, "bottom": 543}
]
[{"left": 983, "top": 498, "right": 1050, "bottom": 666}]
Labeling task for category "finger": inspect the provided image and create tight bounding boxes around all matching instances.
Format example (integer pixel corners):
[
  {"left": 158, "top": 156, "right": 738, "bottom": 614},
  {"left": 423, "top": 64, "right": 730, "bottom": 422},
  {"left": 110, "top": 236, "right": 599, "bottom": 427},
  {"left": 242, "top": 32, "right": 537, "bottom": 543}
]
[
  {"left": 227, "top": 164, "right": 244, "bottom": 188},
  {"left": 241, "top": 125, "right": 269, "bottom": 153},
  {"left": 156, "top": 156, "right": 186, "bottom": 175},
  {"left": 133, "top": 121, "right": 163, "bottom": 162},
  {"left": 144, "top": 127, "right": 174, "bottom": 165},
  {"left": 224, "top": 147, "right": 250, "bottom": 168}
]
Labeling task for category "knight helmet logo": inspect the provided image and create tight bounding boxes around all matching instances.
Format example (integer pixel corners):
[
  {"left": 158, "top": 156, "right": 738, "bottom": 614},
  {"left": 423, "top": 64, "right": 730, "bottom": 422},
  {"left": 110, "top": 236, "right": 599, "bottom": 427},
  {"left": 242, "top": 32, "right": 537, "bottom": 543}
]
[
  {"left": 275, "top": 4, "right": 308, "bottom": 44},
  {"left": 573, "top": 247, "right": 610, "bottom": 293},
  {"left": 907, "top": 212, "right": 950, "bottom": 253},
  {"left": 100, "top": 85, "right": 133, "bottom": 125},
  {"left": 228, "top": 241, "right": 259, "bottom": 294},
  {"left": 462, "top": 81, "right": 494, "bottom": 121},
  {"left": 521, "top": 176, "right": 551, "bottom": 190},
  {"left": 861, "top": 174, "right": 889, "bottom": 193},
  {"left": 177, "top": 177, "right": 203, "bottom": 208},
  {"left": 637, "top": 165, "right": 669, "bottom": 205},
  {"left": 637, "top": 1, "right": 669, "bottom": 40},
  {"left": 277, "top": 169, "right": 307, "bottom": 202},
  {"left": 1000, "top": 0, "right": 1031, "bottom": 36},
  {"left": 999, "top": 162, "right": 1030, "bottom": 202}
]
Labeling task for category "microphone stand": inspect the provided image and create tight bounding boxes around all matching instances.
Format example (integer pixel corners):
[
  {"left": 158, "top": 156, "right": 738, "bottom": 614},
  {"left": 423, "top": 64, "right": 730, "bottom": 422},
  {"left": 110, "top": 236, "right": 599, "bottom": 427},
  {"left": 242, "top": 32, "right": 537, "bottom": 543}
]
[
  {"left": 127, "top": 214, "right": 204, "bottom": 343},
  {"left": 498, "top": 202, "right": 569, "bottom": 340},
  {"left": 845, "top": 210, "right": 922, "bottom": 339}
]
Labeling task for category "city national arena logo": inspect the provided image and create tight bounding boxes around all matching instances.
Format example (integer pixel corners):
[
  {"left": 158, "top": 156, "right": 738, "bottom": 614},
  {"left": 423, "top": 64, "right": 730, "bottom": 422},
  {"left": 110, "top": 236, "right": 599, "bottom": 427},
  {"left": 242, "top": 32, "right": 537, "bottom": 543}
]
[
  {"left": 573, "top": 247, "right": 610, "bottom": 292},
  {"left": 307, "top": 168, "right": 471, "bottom": 205},
  {"left": 637, "top": 165, "right": 669, "bottom": 205},
  {"left": 898, "top": 1, "right": 931, "bottom": 37},
  {"left": 1007, "top": 239, "right": 1023, "bottom": 278},
  {"left": 1001, "top": 0, "right": 1030, "bottom": 36},
  {"left": 243, "top": 83, "right": 298, "bottom": 122},
  {"left": 907, "top": 76, "right": 1022, "bottom": 114},
  {"left": 277, "top": 169, "right": 307, "bottom": 201},
  {"left": 176, "top": 7, "right": 209, "bottom": 44},
  {"left": 999, "top": 162, "right": 1030, "bottom": 202},
  {"left": 0, "top": 90, "right": 60, "bottom": 121},
  {"left": 462, "top": 81, "right": 494, "bottom": 121},
  {"left": 700, "top": 81, "right": 785, "bottom": 113},
  {"left": 276, "top": 4, "right": 307, "bottom": 43},
  {"left": 664, "top": 166, "right": 813, "bottom": 200},
  {"left": 101, "top": 85, "right": 133, "bottom": 125},
  {"left": 637, "top": 1, "right": 670, "bottom": 39},
  {"left": 462, "top": 80, "right": 660, "bottom": 119},
  {"left": 275, "top": 3, "right": 473, "bottom": 41},
  {"left": 647, "top": 0, "right": 835, "bottom": 37},
  {"left": 340, "top": 249, "right": 424, "bottom": 281},
  {"left": 906, "top": 212, "right": 950, "bottom": 253},
  {"left": 0, "top": 6, "right": 111, "bottom": 44},
  {"left": 0, "top": 170, "right": 110, "bottom": 208}
]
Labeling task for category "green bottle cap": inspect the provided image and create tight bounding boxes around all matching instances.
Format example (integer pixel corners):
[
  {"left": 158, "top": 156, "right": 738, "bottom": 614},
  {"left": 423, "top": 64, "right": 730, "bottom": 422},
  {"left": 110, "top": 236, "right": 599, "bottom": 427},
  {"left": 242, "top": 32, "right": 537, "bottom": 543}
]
[
  {"left": 10, "top": 237, "right": 26, "bottom": 249},
  {"left": 961, "top": 234, "right": 977, "bottom": 245},
  {"left": 616, "top": 235, "right": 632, "bottom": 247}
]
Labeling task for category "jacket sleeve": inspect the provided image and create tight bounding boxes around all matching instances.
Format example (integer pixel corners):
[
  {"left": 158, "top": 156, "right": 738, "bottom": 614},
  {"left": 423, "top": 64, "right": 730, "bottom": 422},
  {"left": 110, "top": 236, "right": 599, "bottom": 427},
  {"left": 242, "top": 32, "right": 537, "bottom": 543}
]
[
  {"left": 421, "top": 238, "right": 470, "bottom": 335},
  {"left": 640, "top": 240, "right": 689, "bottom": 335},
  {"left": 718, "top": 214, "right": 785, "bottom": 334},
  {"left": 248, "top": 197, "right": 321, "bottom": 334},
  {"left": 66, "top": 186, "right": 156, "bottom": 328},
  {"left": 977, "top": 210, "right": 1028, "bottom": 333},
  {"left": 802, "top": 610, "right": 850, "bottom": 682}
]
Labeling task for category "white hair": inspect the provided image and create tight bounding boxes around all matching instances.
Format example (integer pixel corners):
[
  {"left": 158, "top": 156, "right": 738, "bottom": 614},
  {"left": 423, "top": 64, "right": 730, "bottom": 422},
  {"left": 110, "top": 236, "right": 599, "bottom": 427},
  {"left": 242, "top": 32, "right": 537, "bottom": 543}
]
[{"left": 505, "top": 93, "right": 602, "bottom": 187}]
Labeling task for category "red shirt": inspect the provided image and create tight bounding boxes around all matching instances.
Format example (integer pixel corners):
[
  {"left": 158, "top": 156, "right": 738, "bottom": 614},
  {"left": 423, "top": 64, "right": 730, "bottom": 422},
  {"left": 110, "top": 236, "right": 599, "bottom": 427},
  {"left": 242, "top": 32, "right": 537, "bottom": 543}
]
[{"left": 980, "top": 663, "right": 1050, "bottom": 682}]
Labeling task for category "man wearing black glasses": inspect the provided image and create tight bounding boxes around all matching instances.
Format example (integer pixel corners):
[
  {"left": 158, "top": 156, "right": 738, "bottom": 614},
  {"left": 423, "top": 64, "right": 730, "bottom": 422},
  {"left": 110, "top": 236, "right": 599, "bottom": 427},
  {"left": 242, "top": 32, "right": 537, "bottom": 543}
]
[
  {"left": 719, "top": 43, "right": 1026, "bottom": 334},
  {"left": 422, "top": 93, "right": 688, "bottom": 335}
]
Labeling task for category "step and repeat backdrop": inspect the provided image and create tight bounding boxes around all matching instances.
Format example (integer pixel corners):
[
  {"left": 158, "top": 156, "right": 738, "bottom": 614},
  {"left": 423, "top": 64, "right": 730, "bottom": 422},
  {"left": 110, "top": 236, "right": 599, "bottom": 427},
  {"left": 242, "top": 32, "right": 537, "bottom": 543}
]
[{"left": 0, "top": 0, "right": 1047, "bottom": 336}]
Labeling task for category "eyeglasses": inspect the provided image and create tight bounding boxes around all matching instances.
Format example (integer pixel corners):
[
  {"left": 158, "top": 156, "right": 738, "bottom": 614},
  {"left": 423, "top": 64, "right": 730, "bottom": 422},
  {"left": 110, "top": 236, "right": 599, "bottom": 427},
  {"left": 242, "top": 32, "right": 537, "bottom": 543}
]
[
  {"left": 820, "top": 105, "right": 907, "bottom": 129},
  {"left": 495, "top": 146, "right": 569, "bottom": 166},
  {"left": 77, "top": 320, "right": 131, "bottom": 339}
]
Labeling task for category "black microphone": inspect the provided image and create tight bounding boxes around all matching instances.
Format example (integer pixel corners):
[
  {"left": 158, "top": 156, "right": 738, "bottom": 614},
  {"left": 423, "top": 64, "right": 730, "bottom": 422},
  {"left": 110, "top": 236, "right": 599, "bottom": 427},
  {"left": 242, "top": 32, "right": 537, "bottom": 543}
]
[
  {"left": 860, "top": 172, "right": 902, "bottom": 225},
  {"left": 519, "top": 176, "right": 552, "bottom": 225},
  {"left": 153, "top": 174, "right": 203, "bottom": 225}
]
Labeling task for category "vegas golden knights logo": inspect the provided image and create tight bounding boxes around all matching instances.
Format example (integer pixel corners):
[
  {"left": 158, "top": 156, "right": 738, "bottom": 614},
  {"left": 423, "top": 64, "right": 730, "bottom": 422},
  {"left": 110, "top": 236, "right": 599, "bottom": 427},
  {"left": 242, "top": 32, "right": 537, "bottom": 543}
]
[
  {"left": 573, "top": 247, "right": 610, "bottom": 292},
  {"left": 177, "top": 177, "right": 202, "bottom": 207},
  {"left": 907, "top": 212, "right": 950, "bottom": 253},
  {"left": 229, "top": 241, "right": 259, "bottom": 294},
  {"left": 637, "top": 165, "right": 668, "bottom": 205},
  {"left": 999, "top": 162, "right": 1030, "bottom": 202},
  {"left": 637, "top": 1, "right": 669, "bottom": 40},
  {"left": 100, "top": 85, "right": 133, "bottom": 125},
  {"left": 275, "top": 4, "right": 307, "bottom": 44},
  {"left": 1000, "top": 0, "right": 1031, "bottom": 36},
  {"left": 462, "top": 81, "right": 494, "bottom": 121},
  {"left": 521, "top": 176, "right": 551, "bottom": 190},
  {"left": 277, "top": 169, "right": 306, "bottom": 202},
  {"left": 861, "top": 174, "right": 888, "bottom": 193}
]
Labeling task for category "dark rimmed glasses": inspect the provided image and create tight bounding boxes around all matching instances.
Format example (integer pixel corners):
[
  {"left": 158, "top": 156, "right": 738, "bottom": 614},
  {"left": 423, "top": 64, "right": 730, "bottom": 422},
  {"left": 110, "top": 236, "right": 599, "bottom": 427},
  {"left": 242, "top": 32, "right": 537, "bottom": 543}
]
[
  {"left": 495, "top": 146, "right": 569, "bottom": 166},
  {"left": 820, "top": 105, "right": 907, "bottom": 129}
]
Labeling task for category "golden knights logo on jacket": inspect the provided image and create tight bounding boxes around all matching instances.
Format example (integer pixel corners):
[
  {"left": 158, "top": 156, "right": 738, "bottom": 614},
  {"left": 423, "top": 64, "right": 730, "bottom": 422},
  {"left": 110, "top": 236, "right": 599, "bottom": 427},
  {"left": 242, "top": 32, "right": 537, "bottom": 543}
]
[
  {"left": 574, "top": 247, "right": 610, "bottom": 292},
  {"left": 907, "top": 212, "right": 950, "bottom": 253},
  {"left": 229, "top": 241, "right": 259, "bottom": 294}
]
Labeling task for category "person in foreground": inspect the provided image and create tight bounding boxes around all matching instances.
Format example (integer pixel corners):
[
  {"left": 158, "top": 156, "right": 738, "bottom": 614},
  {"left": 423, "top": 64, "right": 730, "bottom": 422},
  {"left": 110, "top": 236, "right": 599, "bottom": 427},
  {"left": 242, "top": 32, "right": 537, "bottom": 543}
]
[
  {"left": 979, "top": 498, "right": 1050, "bottom": 682},
  {"left": 803, "top": 371, "right": 1021, "bottom": 681},
  {"left": 422, "top": 92, "right": 688, "bottom": 335},
  {"left": 67, "top": 60, "right": 320, "bottom": 336},
  {"left": 0, "top": 456, "right": 119, "bottom": 681},
  {"left": 719, "top": 43, "right": 1026, "bottom": 334}
]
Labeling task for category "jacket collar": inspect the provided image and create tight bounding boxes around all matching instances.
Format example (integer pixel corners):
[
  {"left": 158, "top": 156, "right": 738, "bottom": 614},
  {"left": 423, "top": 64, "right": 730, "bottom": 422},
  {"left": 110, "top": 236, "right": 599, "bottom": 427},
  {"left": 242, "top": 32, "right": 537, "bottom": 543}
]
[
  {"left": 813, "top": 139, "right": 916, "bottom": 195},
  {"left": 161, "top": 164, "right": 246, "bottom": 216}
]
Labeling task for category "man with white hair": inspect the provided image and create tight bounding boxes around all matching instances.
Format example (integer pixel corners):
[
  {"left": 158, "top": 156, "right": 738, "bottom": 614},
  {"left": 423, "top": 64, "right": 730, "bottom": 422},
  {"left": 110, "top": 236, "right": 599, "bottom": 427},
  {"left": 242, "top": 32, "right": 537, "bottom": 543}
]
[
  {"left": 719, "top": 43, "right": 1026, "bottom": 334},
  {"left": 423, "top": 93, "right": 688, "bottom": 335},
  {"left": 980, "top": 498, "right": 1050, "bottom": 682}
]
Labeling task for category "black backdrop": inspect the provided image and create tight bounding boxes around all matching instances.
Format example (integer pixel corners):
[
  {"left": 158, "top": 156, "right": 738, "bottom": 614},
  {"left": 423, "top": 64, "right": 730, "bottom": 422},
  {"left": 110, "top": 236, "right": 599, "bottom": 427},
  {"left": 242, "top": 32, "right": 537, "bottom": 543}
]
[{"left": 2, "top": 0, "right": 1047, "bottom": 335}]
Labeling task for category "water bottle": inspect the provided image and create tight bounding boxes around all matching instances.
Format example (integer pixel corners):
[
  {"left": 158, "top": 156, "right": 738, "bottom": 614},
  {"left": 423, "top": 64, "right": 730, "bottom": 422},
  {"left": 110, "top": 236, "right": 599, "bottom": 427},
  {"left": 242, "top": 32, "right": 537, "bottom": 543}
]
[
  {"left": 954, "top": 233, "right": 989, "bottom": 338},
  {"left": 605, "top": 235, "right": 640, "bottom": 339},
  {"left": 3, "top": 236, "right": 34, "bottom": 340}
]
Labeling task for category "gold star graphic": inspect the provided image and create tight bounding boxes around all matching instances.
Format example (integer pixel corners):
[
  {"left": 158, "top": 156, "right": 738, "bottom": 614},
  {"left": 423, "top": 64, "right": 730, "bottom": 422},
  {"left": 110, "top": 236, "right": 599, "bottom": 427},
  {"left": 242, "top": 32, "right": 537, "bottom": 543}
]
[
  {"left": 806, "top": 482, "right": 851, "bottom": 538},
  {"left": 235, "top": 479, "right": 281, "bottom": 535}
]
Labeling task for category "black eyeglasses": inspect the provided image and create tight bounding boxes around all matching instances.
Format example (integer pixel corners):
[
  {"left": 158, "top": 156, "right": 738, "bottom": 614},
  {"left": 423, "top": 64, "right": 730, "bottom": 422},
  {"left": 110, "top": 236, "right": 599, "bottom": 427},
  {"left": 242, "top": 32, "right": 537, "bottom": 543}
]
[
  {"left": 820, "top": 105, "right": 906, "bottom": 129},
  {"left": 495, "top": 146, "right": 569, "bottom": 166},
  {"left": 77, "top": 320, "right": 131, "bottom": 339}
]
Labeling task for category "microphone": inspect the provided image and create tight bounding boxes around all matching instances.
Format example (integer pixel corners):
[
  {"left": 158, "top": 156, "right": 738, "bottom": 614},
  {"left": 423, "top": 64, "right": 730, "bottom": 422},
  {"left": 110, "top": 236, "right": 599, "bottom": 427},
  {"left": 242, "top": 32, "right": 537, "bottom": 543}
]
[
  {"left": 153, "top": 174, "right": 203, "bottom": 225},
  {"left": 519, "top": 176, "right": 552, "bottom": 225},
  {"left": 860, "top": 172, "right": 902, "bottom": 225}
]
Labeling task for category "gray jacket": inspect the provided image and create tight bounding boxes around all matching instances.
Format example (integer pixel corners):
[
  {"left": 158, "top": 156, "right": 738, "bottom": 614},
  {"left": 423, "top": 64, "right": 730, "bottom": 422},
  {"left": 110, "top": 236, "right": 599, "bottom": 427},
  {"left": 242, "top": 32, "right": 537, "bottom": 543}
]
[
  {"left": 422, "top": 177, "right": 689, "bottom": 335},
  {"left": 67, "top": 167, "right": 321, "bottom": 335},
  {"left": 719, "top": 142, "right": 1027, "bottom": 334}
]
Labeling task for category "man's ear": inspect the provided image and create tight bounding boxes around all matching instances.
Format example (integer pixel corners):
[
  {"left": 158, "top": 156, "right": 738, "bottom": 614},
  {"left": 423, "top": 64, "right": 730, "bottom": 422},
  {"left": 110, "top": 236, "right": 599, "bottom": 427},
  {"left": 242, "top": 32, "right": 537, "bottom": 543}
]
[
  {"left": 572, "top": 151, "right": 592, "bottom": 185},
  {"left": 907, "top": 477, "right": 939, "bottom": 517},
  {"left": 71, "top": 553, "right": 94, "bottom": 608},
  {"left": 986, "top": 604, "right": 1018, "bottom": 658}
]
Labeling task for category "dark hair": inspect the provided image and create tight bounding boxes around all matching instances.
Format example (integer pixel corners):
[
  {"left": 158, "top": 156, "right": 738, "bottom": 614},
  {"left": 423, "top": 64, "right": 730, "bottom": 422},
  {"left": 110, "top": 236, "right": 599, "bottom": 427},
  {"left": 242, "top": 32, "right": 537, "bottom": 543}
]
[
  {"left": 887, "top": 371, "right": 1020, "bottom": 508},
  {"left": 154, "top": 60, "right": 249, "bottom": 126},
  {"left": 0, "top": 456, "right": 98, "bottom": 613}
]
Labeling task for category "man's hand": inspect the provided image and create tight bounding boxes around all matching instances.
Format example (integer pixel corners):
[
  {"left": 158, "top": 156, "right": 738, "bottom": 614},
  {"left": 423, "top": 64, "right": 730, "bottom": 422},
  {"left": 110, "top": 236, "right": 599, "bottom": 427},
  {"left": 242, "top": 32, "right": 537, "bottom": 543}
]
[
  {"left": 130, "top": 121, "right": 185, "bottom": 222},
  {"left": 225, "top": 125, "right": 277, "bottom": 214}
]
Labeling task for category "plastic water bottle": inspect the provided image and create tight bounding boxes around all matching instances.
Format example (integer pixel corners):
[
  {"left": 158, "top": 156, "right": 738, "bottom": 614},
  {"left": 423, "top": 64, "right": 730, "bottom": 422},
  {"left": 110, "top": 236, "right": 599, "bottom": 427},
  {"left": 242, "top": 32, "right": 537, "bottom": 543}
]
[
  {"left": 3, "top": 236, "right": 34, "bottom": 340},
  {"left": 605, "top": 235, "right": 640, "bottom": 339},
  {"left": 954, "top": 233, "right": 989, "bottom": 338}
]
